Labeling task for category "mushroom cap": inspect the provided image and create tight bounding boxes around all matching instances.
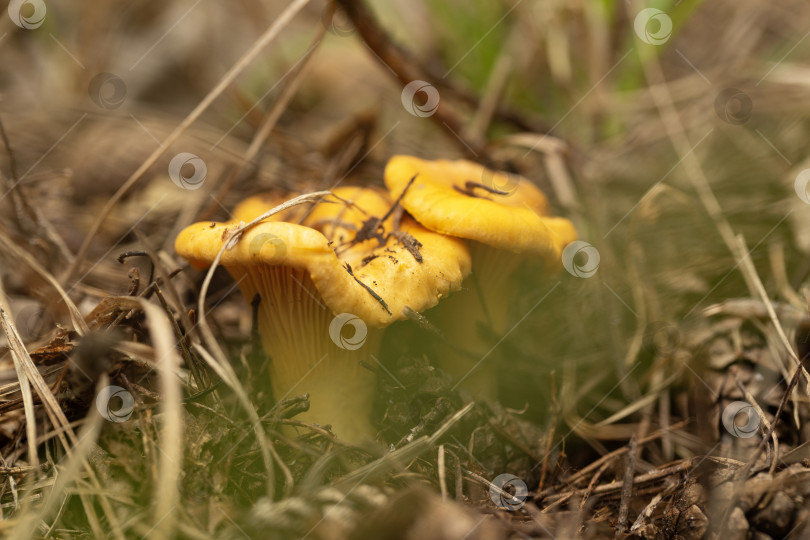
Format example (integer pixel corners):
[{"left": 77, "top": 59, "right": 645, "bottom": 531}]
[
  {"left": 302, "top": 186, "right": 398, "bottom": 269},
  {"left": 232, "top": 192, "right": 304, "bottom": 224},
  {"left": 175, "top": 188, "right": 471, "bottom": 327},
  {"left": 235, "top": 187, "right": 396, "bottom": 266},
  {"left": 174, "top": 220, "right": 334, "bottom": 272},
  {"left": 384, "top": 155, "right": 577, "bottom": 258}
]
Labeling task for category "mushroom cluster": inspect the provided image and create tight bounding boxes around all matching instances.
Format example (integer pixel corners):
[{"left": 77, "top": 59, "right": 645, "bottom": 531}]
[
  {"left": 175, "top": 187, "right": 470, "bottom": 443},
  {"left": 174, "top": 157, "right": 575, "bottom": 443}
]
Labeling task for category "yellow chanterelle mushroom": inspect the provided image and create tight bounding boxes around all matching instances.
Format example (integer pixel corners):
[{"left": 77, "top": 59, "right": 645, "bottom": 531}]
[
  {"left": 384, "top": 155, "right": 577, "bottom": 400},
  {"left": 175, "top": 186, "right": 470, "bottom": 443}
]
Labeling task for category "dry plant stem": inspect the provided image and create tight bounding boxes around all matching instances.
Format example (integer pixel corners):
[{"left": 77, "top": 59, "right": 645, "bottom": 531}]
[
  {"left": 0, "top": 309, "right": 38, "bottom": 499},
  {"left": 277, "top": 419, "right": 341, "bottom": 442},
  {"left": 0, "top": 116, "right": 33, "bottom": 230},
  {"left": 769, "top": 242, "right": 805, "bottom": 309},
  {"left": 193, "top": 319, "right": 276, "bottom": 493},
  {"left": 0, "top": 293, "right": 36, "bottom": 464},
  {"left": 453, "top": 452, "right": 464, "bottom": 501},
  {"left": 622, "top": 242, "right": 649, "bottom": 370},
  {"left": 549, "top": 421, "right": 688, "bottom": 492},
  {"left": 464, "top": 468, "right": 517, "bottom": 504},
  {"left": 61, "top": 0, "right": 312, "bottom": 288},
  {"left": 734, "top": 235, "right": 809, "bottom": 384},
  {"left": 133, "top": 233, "right": 204, "bottom": 386},
  {"left": 734, "top": 373, "right": 778, "bottom": 474},
  {"left": 578, "top": 459, "right": 612, "bottom": 511},
  {"left": 333, "top": 402, "right": 474, "bottom": 489},
  {"left": 614, "top": 434, "right": 638, "bottom": 539},
  {"left": 630, "top": 483, "right": 679, "bottom": 533},
  {"left": 537, "top": 423, "right": 555, "bottom": 494},
  {"left": 0, "top": 464, "right": 50, "bottom": 475},
  {"left": 334, "top": 0, "right": 483, "bottom": 158},
  {"left": 202, "top": 342, "right": 296, "bottom": 483},
  {"left": 336, "top": 1, "right": 550, "bottom": 137},
  {"left": 542, "top": 457, "right": 704, "bottom": 504},
  {"left": 438, "top": 445, "right": 448, "bottom": 500},
  {"left": 734, "top": 240, "right": 810, "bottom": 435},
  {"left": 154, "top": 285, "right": 202, "bottom": 380},
  {"left": 593, "top": 369, "right": 681, "bottom": 428},
  {"left": 196, "top": 16, "right": 327, "bottom": 222},
  {"left": 733, "top": 237, "right": 807, "bottom": 477}
]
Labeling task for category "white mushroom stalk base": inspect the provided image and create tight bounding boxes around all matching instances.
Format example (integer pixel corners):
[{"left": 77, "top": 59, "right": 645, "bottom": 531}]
[
  {"left": 433, "top": 242, "right": 529, "bottom": 401},
  {"left": 234, "top": 265, "right": 381, "bottom": 444}
]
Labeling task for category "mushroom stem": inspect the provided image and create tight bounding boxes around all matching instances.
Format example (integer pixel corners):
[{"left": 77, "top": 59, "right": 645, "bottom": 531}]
[
  {"left": 235, "top": 265, "right": 380, "bottom": 443},
  {"left": 434, "top": 242, "right": 527, "bottom": 400}
]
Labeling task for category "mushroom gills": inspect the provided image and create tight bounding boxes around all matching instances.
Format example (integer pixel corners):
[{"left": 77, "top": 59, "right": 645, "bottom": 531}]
[{"left": 235, "top": 263, "right": 381, "bottom": 442}]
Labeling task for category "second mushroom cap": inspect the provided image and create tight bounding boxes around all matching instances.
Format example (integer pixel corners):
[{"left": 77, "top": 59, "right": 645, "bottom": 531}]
[{"left": 384, "top": 155, "right": 577, "bottom": 259}]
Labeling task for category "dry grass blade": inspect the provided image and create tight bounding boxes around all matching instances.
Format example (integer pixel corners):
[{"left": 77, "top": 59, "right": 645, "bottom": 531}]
[
  {"left": 543, "top": 457, "right": 708, "bottom": 504},
  {"left": 614, "top": 434, "right": 638, "bottom": 538},
  {"left": 735, "top": 235, "right": 810, "bottom": 384},
  {"left": 195, "top": 13, "right": 327, "bottom": 225},
  {"left": 0, "top": 232, "right": 89, "bottom": 336},
  {"left": 107, "top": 297, "right": 183, "bottom": 539},
  {"left": 62, "top": 0, "right": 313, "bottom": 288},
  {"left": 8, "top": 411, "right": 103, "bottom": 540},
  {"left": 733, "top": 236, "right": 809, "bottom": 470},
  {"left": 437, "top": 445, "right": 447, "bottom": 501},
  {"left": 0, "top": 297, "right": 39, "bottom": 481},
  {"left": 334, "top": 402, "right": 474, "bottom": 489},
  {"left": 0, "top": 273, "right": 122, "bottom": 538},
  {"left": 556, "top": 421, "right": 688, "bottom": 490},
  {"left": 593, "top": 370, "right": 681, "bottom": 427}
]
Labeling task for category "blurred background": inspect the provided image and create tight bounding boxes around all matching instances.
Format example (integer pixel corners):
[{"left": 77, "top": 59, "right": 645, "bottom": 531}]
[{"left": 2, "top": 0, "right": 810, "bottom": 537}]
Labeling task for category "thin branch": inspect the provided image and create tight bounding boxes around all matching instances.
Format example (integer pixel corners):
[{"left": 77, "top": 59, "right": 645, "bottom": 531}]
[{"left": 335, "top": 0, "right": 484, "bottom": 158}]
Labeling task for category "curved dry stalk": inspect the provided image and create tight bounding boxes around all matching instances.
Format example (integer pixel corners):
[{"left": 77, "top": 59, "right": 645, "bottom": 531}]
[
  {"left": 335, "top": 0, "right": 484, "bottom": 158},
  {"left": 0, "top": 298, "right": 40, "bottom": 486},
  {"left": 108, "top": 296, "right": 184, "bottom": 540},
  {"left": 734, "top": 373, "right": 778, "bottom": 475}
]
